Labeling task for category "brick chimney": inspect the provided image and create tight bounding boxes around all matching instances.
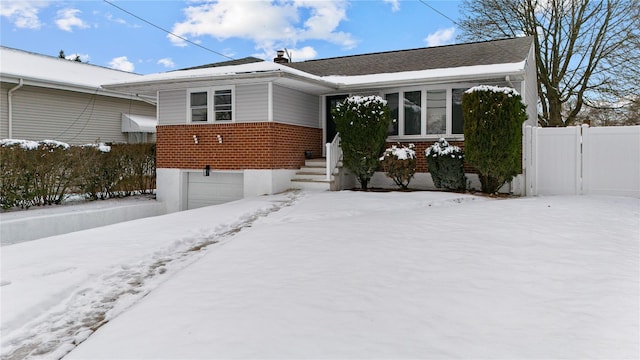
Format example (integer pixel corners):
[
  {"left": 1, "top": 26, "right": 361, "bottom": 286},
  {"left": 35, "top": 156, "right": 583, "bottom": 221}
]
[{"left": 273, "top": 50, "right": 289, "bottom": 64}]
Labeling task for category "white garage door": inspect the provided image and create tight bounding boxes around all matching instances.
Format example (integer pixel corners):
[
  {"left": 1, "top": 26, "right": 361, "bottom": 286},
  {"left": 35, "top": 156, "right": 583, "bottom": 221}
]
[{"left": 187, "top": 172, "right": 244, "bottom": 210}]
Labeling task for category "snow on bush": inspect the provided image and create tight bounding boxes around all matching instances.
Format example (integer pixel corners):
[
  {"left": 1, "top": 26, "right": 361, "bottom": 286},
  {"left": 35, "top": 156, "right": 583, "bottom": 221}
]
[
  {"left": 0, "top": 139, "right": 154, "bottom": 209},
  {"left": 425, "top": 138, "right": 466, "bottom": 192},
  {"left": 380, "top": 143, "right": 416, "bottom": 190},
  {"left": 465, "top": 85, "right": 520, "bottom": 97},
  {"left": 333, "top": 95, "right": 390, "bottom": 190},
  {"left": 81, "top": 142, "right": 111, "bottom": 153}
]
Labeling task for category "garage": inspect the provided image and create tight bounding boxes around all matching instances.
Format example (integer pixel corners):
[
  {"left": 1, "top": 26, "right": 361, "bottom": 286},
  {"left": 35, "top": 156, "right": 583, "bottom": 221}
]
[{"left": 187, "top": 171, "right": 244, "bottom": 210}]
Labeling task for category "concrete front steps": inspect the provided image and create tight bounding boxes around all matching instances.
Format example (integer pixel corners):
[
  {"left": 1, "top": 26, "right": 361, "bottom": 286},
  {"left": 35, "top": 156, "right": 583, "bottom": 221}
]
[{"left": 291, "top": 158, "right": 334, "bottom": 191}]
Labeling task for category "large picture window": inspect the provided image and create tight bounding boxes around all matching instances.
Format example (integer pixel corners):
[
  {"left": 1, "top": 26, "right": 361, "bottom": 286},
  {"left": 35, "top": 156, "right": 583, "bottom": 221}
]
[
  {"left": 384, "top": 86, "right": 470, "bottom": 138},
  {"left": 188, "top": 87, "right": 234, "bottom": 123}
]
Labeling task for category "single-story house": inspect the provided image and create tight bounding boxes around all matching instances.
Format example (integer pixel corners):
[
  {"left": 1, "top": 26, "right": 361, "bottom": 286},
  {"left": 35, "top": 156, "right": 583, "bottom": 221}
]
[
  {"left": 102, "top": 37, "right": 538, "bottom": 212},
  {"left": 0, "top": 46, "right": 157, "bottom": 145}
]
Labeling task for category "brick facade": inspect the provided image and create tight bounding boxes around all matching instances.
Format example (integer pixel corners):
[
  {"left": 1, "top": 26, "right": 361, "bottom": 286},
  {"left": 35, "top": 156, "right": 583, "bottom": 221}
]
[
  {"left": 386, "top": 140, "right": 478, "bottom": 174},
  {"left": 156, "top": 122, "right": 322, "bottom": 170}
]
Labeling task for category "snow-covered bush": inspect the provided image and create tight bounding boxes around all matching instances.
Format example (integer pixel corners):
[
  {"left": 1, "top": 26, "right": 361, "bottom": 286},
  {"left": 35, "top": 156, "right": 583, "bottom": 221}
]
[
  {"left": 0, "top": 140, "right": 155, "bottom": 209},
  {"left": 0, "top": 140, "right": 73, "bottom": 209},
  {"left": 462, "top": 85, "right": 527, "bottom": 194},
  {"left": 425, "top": 138, "right": 466, "bottom": 192},
  {"left": 332, "top": 95, "right": 390, "bottom": 190},
  {"left": 380, "top": 143, "right": 416, "bottom": 190}
]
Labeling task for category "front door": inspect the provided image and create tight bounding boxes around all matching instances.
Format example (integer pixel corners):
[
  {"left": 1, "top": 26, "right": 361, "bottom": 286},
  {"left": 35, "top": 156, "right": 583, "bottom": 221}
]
[{"left": 325, "top": 94, "right": 348, "bottom": 143}]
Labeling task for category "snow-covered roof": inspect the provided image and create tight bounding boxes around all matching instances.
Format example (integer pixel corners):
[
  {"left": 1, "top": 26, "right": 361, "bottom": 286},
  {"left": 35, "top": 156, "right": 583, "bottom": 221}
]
[
  {"left": 0, "top": 46, "right": 145, "bottom": 96},
  {"left": 101, "top": 37, "right": 533, "bottom": 96}
]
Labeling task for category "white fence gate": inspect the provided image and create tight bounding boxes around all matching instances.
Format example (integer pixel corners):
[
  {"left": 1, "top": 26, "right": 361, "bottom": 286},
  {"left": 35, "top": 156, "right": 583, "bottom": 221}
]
[{"left": 525, "top": 125, "right": 640, "bottom": 197}]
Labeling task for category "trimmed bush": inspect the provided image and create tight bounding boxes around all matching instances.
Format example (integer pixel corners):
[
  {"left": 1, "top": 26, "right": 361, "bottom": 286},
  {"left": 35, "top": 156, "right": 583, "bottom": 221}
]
[
  {"left": 0, "top": 140, "right": 156, "bottom": 209},
  {"left": 462, "top": 85, "right": 527, "bottom": 194},
  {"left": 380, "top": 143, "right": 416, "bottom": 190},
  {"left": 332, "top": 95, "right": 390, "bottom": 190},
  {"left": 425, "top": 138, "right": 466, "bottom": 191}
]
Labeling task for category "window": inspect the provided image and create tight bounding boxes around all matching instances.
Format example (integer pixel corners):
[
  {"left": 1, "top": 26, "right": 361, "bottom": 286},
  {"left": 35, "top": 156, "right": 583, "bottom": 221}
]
[
  {"left": 404, "top": 91, "right": 422, "bottom": 135},
  {"left": 386, "top": 93, "right": 399, "bottom": 136},
  {"left": 190, "top": 92, "right": 208, "bottom": 122},
  {"left": 452, "top": 88, "right": 466, "bottom": 134},
  {"left": 214, "top": 89, "right": 232, "bottom": 121},
  {"left": 188, "top": 87, "right": 234, "bottom": 123},
  {"left": 426, "top": 90, "right": 446, "bottom": 134},
  {"left": 384, "top": 86, "right": 470, "bottom": 138}
]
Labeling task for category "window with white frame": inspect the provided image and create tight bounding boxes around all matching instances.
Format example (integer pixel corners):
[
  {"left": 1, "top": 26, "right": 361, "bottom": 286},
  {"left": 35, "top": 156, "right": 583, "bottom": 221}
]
[
  {"left": 188, "top": 86, "right": 234, "bottom": 123},
  {"left": 385, "top": 86, "right": 469, "bottom": 137}
]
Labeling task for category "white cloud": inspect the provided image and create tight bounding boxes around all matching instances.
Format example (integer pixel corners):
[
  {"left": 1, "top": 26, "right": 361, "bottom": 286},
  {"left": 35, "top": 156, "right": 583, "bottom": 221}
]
[
  {"left": 280, "top": 46, "right": 318, "bottom": 62},
  {"left": 169, "top": 0, "right": 355, "bottom": 54},
  {"left": 383, "top": 0, "right": 400, "bottom": 12},
  {"left": 157, "top": 58, "right": 175, "bottom": 68},
  {"left": 55, "top": 8, "right": 89, "bottom": 32},
  {"left": 109, "top": 56, "right": 134, "bottom": 72},
  {"left": 424, "top": 27, "right": 456, "bottom": 47},
  {"left": 0, "top": 0, "right": 49, "bottom": 29},
  {"left": 105, "top": 12, "right": 141, "bottom": 28}
]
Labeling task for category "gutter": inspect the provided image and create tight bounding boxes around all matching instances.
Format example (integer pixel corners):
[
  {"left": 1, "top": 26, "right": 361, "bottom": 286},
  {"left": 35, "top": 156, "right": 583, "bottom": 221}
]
[{"left": 7, "top": 78, "right": 24, "bottom": 138}]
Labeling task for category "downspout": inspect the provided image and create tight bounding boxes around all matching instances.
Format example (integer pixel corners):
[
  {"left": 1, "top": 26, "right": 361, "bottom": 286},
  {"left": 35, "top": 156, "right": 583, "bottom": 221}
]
[
  {"left": 505, "top": 75, "right": 514, "bottom": 88},
  {"left": 7, "top": 78, "right": 24, "bottom": 138}
]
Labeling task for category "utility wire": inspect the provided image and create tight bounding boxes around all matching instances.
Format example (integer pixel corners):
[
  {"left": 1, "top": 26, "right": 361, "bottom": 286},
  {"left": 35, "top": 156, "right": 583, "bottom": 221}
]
[
  {"left": 102, "top": 0, "right": 235, "bottom": 60},
  {"left": 417, "top": 0, "right": 460, "bottom": 27}
]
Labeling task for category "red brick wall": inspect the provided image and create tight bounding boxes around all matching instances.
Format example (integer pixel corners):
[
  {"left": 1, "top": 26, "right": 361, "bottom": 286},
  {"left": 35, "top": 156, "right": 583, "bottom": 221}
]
[
  {"left": 385, "top": 140, "right": 478, "bottom": 174},
  {"left": 157, "top": 122, "right": 322, "bottom": 170},
  {"left": 388, "top": 140, "right": 523, "bottom": 174}
]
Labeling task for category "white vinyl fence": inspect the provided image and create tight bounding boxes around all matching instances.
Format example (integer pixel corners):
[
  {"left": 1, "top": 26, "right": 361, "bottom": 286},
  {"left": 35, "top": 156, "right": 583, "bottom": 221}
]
[{"left": 525, "top": 125, "right": 640, "bottom": 197}]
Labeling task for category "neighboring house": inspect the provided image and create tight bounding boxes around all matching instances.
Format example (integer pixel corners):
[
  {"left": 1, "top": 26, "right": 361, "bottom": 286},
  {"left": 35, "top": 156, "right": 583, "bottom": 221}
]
[
  {"left": 0, "top": 46, "right": 157, "bottom": 145},
  {"left": 102, "top": 37, "right": 537, "bottom": 212}
]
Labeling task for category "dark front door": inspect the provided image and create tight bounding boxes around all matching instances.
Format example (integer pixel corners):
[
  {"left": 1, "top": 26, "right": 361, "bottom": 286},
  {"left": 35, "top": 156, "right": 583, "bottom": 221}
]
[{"left": 326, "top": 94, "right": 348, "bottom": 143}]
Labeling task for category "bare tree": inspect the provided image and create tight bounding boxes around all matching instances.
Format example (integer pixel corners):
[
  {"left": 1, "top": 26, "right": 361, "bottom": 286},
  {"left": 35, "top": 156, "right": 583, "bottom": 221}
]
[{"left": 458, "top": 0, "right": 640, "bottom": 127}]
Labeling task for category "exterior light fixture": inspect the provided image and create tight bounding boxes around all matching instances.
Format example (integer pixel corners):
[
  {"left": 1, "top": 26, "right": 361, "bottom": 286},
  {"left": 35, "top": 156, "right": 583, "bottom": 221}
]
[
  {"left": 216, "top": 134, "right": 223, "bottom": 144},
  {"left": 193, "top": 135, "right": 198, "bottom": 144}
]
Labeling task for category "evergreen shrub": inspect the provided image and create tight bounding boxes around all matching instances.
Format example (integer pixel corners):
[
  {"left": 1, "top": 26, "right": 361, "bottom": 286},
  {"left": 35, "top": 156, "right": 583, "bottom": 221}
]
[
  {"left": 380, "top": 143, "right": 416, "bottom": 190},
  {"left": 332, "top": 95, "right": 390, "bottom": 190},
  {"left": 462, "top": 85, "right": 527, "bottom": 194},
  {"left": 425, "top": 138, "right": 466, "bottom": 191}
]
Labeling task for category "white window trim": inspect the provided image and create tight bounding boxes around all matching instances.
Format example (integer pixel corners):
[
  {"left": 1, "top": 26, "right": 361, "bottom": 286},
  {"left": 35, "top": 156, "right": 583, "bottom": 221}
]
[
  {"left": 187, "top": 85, "right": 236, "bottom": 123},
  {"left": 384, "top": 83, "right": 476, "bottom": 141}
]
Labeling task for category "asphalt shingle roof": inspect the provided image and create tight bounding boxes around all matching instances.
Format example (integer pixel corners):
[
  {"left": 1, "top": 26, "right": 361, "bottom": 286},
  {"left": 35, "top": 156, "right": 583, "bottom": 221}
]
[
  {"left": 178, "top": 56, "right": 264, "bottom": 71},
  {"left": 284, "top": 37, "right": 533, "bottom": 76}
]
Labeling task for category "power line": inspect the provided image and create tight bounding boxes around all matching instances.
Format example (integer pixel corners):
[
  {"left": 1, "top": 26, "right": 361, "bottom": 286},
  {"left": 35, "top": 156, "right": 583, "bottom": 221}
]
[
  {"left": 102, "top": 0, "right": 235, "bottom": 61},
  {"left": 417, "top": 0, "right": 460, "bottom": 27}
]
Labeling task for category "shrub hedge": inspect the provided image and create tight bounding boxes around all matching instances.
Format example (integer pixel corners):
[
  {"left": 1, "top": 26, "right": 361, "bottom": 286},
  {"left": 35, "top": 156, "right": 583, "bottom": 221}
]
[{"left": 0, "top": 140, "right": 155, "bottom": 209}]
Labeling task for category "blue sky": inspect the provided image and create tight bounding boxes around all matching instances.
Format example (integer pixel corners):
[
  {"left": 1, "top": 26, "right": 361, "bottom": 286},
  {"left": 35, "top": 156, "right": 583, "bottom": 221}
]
[{"left": 1, "top": 0, "right": 463, "bottom": 75}]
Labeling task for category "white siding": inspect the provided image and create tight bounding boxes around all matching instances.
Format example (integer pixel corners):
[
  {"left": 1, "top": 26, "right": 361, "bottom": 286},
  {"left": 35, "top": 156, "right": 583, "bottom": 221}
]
[
  {"left": 236, "top": 84, "right": 268, "bottom": 122},
  {"left": 0, "top": 83, "right": 10, "bottom": 138},
  {"left": 158, "top": 89, "right": 187, "bottom": 125},
  {"left": 273, "top": 84, "right": 320, "bottom": 128},
  {"left": 2, "top": 84, "right": 155, "bottom": 144}
]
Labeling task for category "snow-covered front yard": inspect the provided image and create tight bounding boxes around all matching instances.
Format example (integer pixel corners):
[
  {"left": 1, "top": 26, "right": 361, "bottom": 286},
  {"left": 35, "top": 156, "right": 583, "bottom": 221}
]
[{"left": 1, "top": 190, "right": 638, "bottom": 359}]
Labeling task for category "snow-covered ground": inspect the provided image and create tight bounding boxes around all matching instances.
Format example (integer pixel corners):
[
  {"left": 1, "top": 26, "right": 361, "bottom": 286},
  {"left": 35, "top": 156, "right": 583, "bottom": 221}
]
[{"left": 1, "top": 190, "right": 638, "bottom": 359}]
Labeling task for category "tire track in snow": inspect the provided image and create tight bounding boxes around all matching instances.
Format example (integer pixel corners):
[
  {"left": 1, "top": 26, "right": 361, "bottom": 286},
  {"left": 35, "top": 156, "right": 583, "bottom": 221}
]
[{"left": 1, "top": 191, "right": 302, "bottom": 360}]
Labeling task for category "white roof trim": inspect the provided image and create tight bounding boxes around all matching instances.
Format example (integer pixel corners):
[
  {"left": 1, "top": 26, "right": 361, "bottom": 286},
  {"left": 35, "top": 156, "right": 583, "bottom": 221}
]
[
  {"left": 121, "top": 114, "right": 157, "bottom": 133},
  {"left": 102, "top": 60, "right": 528, "bottom": 95}
]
